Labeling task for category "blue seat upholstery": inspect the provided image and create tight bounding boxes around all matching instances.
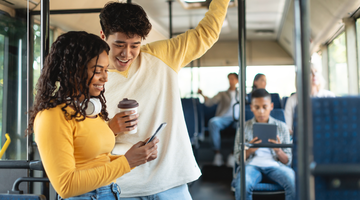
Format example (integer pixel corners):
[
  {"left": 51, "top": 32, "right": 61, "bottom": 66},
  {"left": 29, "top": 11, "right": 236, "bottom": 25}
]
[
  {"left": 312, "top": 97, "right": 360, "bottom": 200},
  {"left": 282, "top": 96, "right": 289, "bottom": 109},
  {"left": 253, "top": 183, "right": 284, "bottom": 192},
  {"left": 194, "top": 98, "right": 205, "bottom": 140},
  {"left": 293, "top": 97, "right": 360, "bottom": 200},
  {"left": 181, "top": 98, "right": 198, "bottom": 146},
  {"left": 271, "top": 93, "right": 282, "bottom": 109}
]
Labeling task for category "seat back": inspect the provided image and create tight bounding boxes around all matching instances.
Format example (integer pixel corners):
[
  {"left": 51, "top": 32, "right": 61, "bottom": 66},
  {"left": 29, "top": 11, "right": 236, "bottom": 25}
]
[
  {"left": 293, "top": 97, "right": 360, "bottom": 200},
  {"left": 181, "top": 98, "right": 198, "bottom": 145},
  {"left": 312, "top": 97, "right": 360, "bottom": 200},
  {"left": 271, "top": 93, "right": 282, "bottom": 109},
  {"left": 282, "top": 96, "right": 289, "bottom": 109}
]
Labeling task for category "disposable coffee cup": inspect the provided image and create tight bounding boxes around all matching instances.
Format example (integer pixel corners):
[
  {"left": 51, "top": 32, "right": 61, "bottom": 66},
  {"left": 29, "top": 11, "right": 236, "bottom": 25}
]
[{"left": 118, "top": 98, "right": 139, "bottom": 134}]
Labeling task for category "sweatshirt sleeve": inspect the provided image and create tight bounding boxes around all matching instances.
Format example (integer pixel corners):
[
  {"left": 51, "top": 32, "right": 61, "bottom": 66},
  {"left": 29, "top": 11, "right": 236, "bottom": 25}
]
[
  {"left": 34, "top": 109, "right": 131, "bottom": 198},
  {"left": 141, "top": 0, "right": 230, "bottom": 73},
  {"left": 204, "top": 92, "right": 222, "bottom": 107}
]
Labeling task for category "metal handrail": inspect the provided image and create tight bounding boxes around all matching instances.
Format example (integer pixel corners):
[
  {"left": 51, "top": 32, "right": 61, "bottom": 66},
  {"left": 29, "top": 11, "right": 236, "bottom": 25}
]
[
  {"left": 310, "top": 163, "right": 360, "bottom": 176},
  {"left": 0, "top": 133, "right": 11, "bottom": 159},
  {"left": 246, "top": 143, "right": 293, "bottom": 148}
]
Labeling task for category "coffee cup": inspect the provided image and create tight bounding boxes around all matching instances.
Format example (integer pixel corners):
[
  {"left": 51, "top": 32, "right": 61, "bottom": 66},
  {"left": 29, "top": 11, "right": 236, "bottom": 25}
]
[{"left": 118, "top": 98, "right": 139, "bottom": 134}]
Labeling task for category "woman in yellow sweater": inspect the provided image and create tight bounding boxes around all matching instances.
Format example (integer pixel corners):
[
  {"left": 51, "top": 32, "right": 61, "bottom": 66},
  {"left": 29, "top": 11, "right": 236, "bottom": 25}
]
[{"left": 26, "top": 31, "right": 158, "bottom": 199}]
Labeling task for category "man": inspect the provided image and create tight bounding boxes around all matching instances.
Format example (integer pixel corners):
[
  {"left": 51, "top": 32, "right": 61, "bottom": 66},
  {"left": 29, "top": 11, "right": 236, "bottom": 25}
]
[
  {"left": 100, "top": 0, "right": 230, "bottom": 199},
  {"left": 198, "top": 73, "right": 239, "bottom": 167},
  {"left": 233, "top": 89, "right": 294, "bottom": 200}
]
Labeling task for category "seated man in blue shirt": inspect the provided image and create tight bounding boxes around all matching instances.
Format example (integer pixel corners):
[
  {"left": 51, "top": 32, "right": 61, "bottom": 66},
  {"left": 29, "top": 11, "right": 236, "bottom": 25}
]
[{"left": 232, "top": 89, "right": 295, "bottom": 200}]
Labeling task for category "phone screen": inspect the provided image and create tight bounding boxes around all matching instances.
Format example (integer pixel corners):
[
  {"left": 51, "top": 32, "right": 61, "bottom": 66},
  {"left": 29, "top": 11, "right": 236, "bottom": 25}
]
[{"left": 145, "top": 122, "right": 167, "bottom": 145}]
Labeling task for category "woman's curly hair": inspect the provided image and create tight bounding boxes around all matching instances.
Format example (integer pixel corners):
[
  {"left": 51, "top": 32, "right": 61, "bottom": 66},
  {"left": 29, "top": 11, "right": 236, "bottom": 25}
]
[
  {"left": 100, "top": 2, "right": 152, "bottom": 39},
  {"left": 26, "top": 31, "right": 110, "bottom": 135}
]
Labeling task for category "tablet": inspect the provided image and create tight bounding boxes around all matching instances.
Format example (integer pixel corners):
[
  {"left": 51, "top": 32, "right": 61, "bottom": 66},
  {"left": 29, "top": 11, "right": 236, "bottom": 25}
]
[
  {"left": 145, "top": 122, "right": 167, "bottom": 145},
  {"left": 253, "top": 123, "right": 277, "bottom": 144}
]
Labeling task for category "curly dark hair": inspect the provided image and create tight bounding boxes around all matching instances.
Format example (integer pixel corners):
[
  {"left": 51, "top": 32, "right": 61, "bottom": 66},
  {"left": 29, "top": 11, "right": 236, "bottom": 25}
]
[
  {"left": 26, "top": 31, "right": 110, "bottom": 135},
  {"left": 100, "top": 2, "right": 152, "bottom": 39}
]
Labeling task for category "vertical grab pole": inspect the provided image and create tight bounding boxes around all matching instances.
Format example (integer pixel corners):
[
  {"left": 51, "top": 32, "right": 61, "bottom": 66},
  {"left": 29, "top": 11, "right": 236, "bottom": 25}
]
[
  {"left": 41, "top": 0, "right": 50, "bottom": 70},
  {"left": 238, "top": 0, "right": 246, "bottom": 199},
  {"left": 294, "top": 0, "right": 314, "bottom": 199},
  {"left": 168, "top": 0, "right": 173, "bottom": 39},
  {"left": 40, "top": 0, "right": 50, "bottom": 199}
]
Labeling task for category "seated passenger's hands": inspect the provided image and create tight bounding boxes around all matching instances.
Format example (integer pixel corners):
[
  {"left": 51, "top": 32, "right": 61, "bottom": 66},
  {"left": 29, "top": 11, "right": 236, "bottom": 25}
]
[
  {"left": 268, "top": 135, "right": 281, "bottom": 153},
  {"left": 124, "top": 138, "right": 159, "bottom": 168},
  {"left": 248, "top": 137, "right": 262, "bottom": 154},
  {"left": 108, "top": 110, "right": 139, "bottom": 135}
]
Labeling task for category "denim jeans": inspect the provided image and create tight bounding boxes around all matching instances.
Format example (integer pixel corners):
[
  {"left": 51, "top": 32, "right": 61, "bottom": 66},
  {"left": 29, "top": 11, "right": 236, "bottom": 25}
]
[
  {"left": 58, "top": 183, "right": 121, "bottom": 200},
  {"left": 233, "top": 165, "right": 295, "bottom": 200},
  {"left": 208, "top": 116, "right": 234, "bottom": 150},
  {"left": 120, "top": 184, "right": 192, "bottom": 200}
]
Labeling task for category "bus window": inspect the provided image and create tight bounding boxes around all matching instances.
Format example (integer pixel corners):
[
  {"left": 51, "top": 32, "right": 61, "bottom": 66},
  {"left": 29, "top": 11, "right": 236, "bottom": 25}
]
[
  {"left": 356, "top": 18, "right": 360, "bottom": 93},
  {"left": 246, "top": 65, "right": 296, "bottom": 98},
  {"left": 328, "top": 32, "right": 348, "bottom": 96},
  {"left": 178, "top": 65, "right": 296, "bottom": 101},
  {"left": 0, "top": 34, "right": 4, "bottom": 146}
]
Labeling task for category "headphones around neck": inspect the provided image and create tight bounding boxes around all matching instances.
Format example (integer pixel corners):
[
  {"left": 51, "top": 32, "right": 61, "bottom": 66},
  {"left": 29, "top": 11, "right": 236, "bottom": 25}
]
[{"left": 81, "top": 98, "right": 102, "bottom": 117}]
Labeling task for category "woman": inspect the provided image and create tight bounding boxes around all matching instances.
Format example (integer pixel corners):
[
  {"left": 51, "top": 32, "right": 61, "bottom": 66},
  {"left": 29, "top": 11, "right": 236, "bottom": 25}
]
[
  {"left": 246, "top": 73, "right": 267, "bottom": 103},
  {"left": 284, "top": 64, "right": 335, "bottom": 133},
  {"left": 27, "top": 31, "right": 158, "bottom": 199}
]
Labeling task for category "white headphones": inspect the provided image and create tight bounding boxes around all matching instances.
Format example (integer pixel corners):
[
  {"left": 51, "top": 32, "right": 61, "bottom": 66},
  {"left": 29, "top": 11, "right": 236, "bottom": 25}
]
[{"left": 81, "top": 98, "right": 102, "bottom": 117}]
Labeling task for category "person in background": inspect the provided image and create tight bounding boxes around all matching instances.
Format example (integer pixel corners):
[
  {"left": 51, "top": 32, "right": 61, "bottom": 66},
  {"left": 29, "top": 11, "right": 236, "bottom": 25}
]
[
  {"left": 100, "top": 0, "right": 231, "bottom": 198},
  {"left": 246, "top": 73, "right": 267, "bottom": 103},
  {"left": 233, "top": 89, "right": 294, "bottom": 200},
  {"left": 284, "top": 63, "right": 335, "bottom": 133},
  {"left": 27, "top": 31, "right": 158, "bottom": 199},
  {"left": 198, "top": 72, "right": 239, "bottom": 167}
]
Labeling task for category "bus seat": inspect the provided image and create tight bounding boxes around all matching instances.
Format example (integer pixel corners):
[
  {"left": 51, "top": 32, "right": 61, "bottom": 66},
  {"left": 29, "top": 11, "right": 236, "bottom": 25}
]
[
  {"left": 271, "top": 93, "right": 282, "bottom": 109},
  {"left": 202, "top": 104, "right": 217, "bottom": 130},
  {"left": 195, "top": 98, "right": 205, "bottom": 141},
  {"left": 245, "top": 109, "right": 285, "bottom": 123},
  {"left": 181, "top": 98, "right": 199, "bottom": 147},
  {"left": 282, "top": 96, "right": 289, "bottom": 109},
  {"left": 293, "top": 97, "right": 360, "bottom": 200}
]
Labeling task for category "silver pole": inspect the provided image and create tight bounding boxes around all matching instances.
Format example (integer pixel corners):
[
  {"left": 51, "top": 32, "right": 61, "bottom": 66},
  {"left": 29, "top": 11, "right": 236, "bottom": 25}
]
[
  {"left": 40, "top": 0, "right": 50, "bottom": 69},
  {"left": 238, "top": 0, "right": 246, "bottom": 199},
  {"left": 294, "top": 0, "right": 314, "bottom": 199}
]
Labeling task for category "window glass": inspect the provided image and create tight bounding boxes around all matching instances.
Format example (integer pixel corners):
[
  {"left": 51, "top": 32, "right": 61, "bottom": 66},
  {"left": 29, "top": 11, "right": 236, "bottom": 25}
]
[
  {"left": 328, "top": 32, "right": 348, "bottom": 96},
  {"left": 0, "top": 34, "right": 4, "bottom": 146},
  {"left": 178, "top": 65, "right": 296, "bottom": 102},
  {"left": 356, "top": 18, "right": 360, "bottom": 93},
  {"left": 0, "top": 13, "right": 28, "bottom": 160}
]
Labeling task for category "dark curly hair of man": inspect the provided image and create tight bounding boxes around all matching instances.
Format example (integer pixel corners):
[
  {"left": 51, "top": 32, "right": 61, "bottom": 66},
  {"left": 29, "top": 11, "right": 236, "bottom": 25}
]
[
  {"left": 26, "top": 31, "right": 110, "bottom": 135},
  {"left": 100, "top": 2, "right": 152, "bottom": 39}
]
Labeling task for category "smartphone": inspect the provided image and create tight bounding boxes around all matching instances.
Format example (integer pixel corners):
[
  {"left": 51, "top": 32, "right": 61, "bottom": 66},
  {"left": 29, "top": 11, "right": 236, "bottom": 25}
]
[{"left": 145, "top": 122, "right": 167, "bottom": 145}]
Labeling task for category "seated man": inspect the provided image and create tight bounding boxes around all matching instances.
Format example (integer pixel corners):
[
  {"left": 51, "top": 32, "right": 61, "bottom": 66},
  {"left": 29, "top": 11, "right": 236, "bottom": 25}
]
[
  {"left": 198, "top": 72, "right": 239, "bottom": 167},
  {"left": 232, "top": 89, "right": 294, "bottom": 200}
]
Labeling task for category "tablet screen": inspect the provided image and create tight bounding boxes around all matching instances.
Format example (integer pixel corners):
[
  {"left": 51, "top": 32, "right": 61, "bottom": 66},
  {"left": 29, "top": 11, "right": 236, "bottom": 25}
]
[{"left": 252, "top": 123, "right": 277, "bottom": 144}]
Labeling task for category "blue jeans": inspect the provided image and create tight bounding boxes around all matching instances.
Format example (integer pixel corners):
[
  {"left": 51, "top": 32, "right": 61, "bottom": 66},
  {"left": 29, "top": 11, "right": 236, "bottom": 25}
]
[
  {"left": 208, "top": 116, "right": 234, "bottom": 150},
  {"left": 233, "top": 165, "right": 295, "bottom": 200},
  {"left": 58, "top": 183, "right": 121, "bottom": 200},
  {"left": 120, "top": 184, "right": 192, "bottom": 200}
]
